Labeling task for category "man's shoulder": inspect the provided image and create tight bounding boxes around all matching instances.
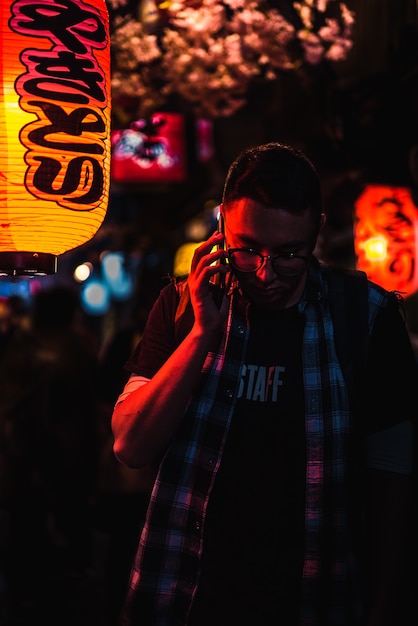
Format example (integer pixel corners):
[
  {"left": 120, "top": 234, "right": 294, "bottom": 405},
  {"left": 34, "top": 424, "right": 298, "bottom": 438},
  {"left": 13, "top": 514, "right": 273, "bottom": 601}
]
[
  {"left": 320, "top": 263, "right": 397, "bottom": 307},
  {"left": 140, "top": 277, "right": 184, "bottom": 332},
  {"left": 320, "top": 263, "right": 367, "bottom": 285},
  {"left": 171, "top": 277, "right": 194, "bottom": 343},
  {"left": 319, "top": 264, "right": 369, "bottom": 307},
  {"left": 320, "top": 263, "right": 403, "bottom": 361},
  {"left": 151, "top": 276, "right": 183, "bottom": 309}
]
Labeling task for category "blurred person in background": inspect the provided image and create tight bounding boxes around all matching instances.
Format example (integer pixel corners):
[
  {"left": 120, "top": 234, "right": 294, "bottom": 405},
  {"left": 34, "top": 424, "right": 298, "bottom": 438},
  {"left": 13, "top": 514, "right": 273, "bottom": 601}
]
[{"left": 0, "top": 285, "right": 100, "bottom": 625}]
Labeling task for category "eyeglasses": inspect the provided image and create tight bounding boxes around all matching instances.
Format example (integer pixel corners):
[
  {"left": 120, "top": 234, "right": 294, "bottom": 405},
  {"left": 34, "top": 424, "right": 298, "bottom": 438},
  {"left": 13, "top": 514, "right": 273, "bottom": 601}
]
[{"left": 227, "top": 248, "right": 310, "bottom": 277}]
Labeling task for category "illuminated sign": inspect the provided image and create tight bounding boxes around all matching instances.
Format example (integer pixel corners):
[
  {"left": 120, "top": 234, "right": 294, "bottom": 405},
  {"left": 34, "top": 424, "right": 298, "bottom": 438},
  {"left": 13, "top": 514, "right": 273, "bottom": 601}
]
[
  {"left": 354, "top": 185, "right": 418, "bottom": 296},
  {"left": 0, "top": 0, "right": 111, "bottom": 274}
]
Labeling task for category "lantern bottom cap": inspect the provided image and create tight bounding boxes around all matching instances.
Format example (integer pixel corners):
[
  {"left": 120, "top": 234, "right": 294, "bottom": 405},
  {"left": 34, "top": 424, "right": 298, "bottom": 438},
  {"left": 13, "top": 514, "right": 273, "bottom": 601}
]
[{"left": 0, "top": 252, "right": 58, "bottom": 276}]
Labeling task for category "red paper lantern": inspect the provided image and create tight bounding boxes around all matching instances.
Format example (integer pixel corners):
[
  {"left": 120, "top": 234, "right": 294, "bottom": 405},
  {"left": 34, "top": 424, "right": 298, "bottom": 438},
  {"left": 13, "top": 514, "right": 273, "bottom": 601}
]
[
  {"left": 0, "top": 0, "right": 111, "bottom": 275},
  {"left": 354, "top": 184, "right": 418, "bottom": 296}
]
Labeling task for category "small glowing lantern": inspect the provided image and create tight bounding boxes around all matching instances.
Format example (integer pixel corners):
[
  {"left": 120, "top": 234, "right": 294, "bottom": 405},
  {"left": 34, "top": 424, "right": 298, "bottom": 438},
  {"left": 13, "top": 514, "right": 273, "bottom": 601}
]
[
  {"left": 0, "top": 0, "right": 111, "bottom": 275},
  {"left": 354, "top": 185, "right": 418, "bottom": 296},
  {"left": 174, "top": 241, "right": 203, "bottom": 277}
]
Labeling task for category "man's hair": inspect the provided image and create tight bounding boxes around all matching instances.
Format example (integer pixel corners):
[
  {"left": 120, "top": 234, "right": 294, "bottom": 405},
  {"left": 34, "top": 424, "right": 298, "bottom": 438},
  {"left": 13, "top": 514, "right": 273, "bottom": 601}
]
[{"left": 222, "top": 142, "right": 323, "bottom": 222}]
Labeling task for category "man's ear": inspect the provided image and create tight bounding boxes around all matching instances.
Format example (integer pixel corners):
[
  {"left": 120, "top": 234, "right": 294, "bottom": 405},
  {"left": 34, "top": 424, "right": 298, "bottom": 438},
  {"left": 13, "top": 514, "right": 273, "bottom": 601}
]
[{"left": 319, "top": 212, "right": 326, "bottom": 230}]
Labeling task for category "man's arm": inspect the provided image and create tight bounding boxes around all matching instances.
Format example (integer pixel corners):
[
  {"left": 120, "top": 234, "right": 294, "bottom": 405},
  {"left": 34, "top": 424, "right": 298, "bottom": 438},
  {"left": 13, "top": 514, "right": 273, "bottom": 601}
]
[
  {"left": 112, "top": 231, "right": 229, "bottom": 468},
  {"left": 112, "top": 324, "right": 221, "bottom": 467},
  {"left": 363, "top": 298, "right": 417, "bottom": 625}
]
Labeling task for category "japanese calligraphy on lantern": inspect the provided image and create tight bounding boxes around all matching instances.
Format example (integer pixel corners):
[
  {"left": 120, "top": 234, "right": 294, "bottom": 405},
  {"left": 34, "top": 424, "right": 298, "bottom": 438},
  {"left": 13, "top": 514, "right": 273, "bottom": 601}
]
[
  {"left": 0, "top": 0, "right": 111, "bottom": 269},
  {"left": 354, "top": 185, "right": 418, "bottom": 296}
]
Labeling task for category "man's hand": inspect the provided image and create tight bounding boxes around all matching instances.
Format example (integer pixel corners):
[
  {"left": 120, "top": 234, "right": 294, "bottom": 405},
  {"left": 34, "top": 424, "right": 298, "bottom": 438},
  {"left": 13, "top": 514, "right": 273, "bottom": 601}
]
[{"left": 187, "top": 231, "right": 231, "bottom": 333}]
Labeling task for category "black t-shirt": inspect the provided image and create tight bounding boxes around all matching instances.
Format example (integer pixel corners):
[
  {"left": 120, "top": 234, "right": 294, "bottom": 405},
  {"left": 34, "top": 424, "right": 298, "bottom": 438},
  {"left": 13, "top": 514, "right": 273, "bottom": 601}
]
[{"left": 189, "top": 304, "right": 306, "bottom": 625}]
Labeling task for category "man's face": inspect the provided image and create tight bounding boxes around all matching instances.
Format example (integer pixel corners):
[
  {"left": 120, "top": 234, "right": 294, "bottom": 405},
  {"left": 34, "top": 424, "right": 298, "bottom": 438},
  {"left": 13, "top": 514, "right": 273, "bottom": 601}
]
[{"left": 223, "top": 198, "right": 320, "bottom": 310}]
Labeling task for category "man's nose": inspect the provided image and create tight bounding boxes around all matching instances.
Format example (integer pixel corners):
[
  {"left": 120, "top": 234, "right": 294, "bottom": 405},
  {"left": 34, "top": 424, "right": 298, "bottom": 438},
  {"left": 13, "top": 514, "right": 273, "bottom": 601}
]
[{"left": 257, "top": 256, "right": 277, "bottom": 280}]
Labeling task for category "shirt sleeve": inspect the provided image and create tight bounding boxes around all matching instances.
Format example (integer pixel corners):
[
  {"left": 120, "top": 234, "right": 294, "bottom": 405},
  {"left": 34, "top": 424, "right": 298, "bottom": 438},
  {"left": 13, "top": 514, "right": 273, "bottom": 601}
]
[
  {"left": 363, "top": 295, "right": 418, "bottom": 473},
  {"left": 114, "top": 374, "right": 150, "bottom": 406},
  {"left": 365, "top": 295, "right": 418, "bottom": 433}
]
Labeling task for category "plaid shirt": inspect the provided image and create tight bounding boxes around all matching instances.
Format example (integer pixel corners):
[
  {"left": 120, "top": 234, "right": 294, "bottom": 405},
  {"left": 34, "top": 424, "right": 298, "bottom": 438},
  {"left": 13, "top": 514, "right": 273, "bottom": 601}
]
[{"left": 119, "top": 260, "right": 389, "bottom": 626}]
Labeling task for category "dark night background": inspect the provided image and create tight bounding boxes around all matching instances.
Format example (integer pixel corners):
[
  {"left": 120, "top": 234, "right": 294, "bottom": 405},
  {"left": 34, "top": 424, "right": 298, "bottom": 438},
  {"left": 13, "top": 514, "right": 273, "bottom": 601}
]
[{"left": 1, "top": 2, "right": 417, "bottom": 625}]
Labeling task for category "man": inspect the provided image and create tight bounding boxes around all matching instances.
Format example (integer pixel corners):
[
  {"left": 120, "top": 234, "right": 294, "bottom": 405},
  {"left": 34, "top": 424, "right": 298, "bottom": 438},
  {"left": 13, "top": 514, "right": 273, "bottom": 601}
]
[{"left": 112, "top": 142, "right": 417, "bottom": 626}]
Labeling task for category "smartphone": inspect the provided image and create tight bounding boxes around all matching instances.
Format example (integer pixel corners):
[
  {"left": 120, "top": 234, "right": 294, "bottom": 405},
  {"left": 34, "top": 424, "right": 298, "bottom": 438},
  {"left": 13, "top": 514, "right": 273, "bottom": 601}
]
[
  {"left": 217, "top": 211, "right": 225, "bottom": 247},
  {"left": 212, "top": 208, "right": 226, "bottom": 306}
]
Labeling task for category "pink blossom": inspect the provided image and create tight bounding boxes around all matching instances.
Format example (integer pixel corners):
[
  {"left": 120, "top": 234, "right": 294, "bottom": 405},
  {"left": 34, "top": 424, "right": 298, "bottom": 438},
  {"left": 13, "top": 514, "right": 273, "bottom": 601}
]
[{"left": 110, "top": 0, "right": 356, "bottom": 119}]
